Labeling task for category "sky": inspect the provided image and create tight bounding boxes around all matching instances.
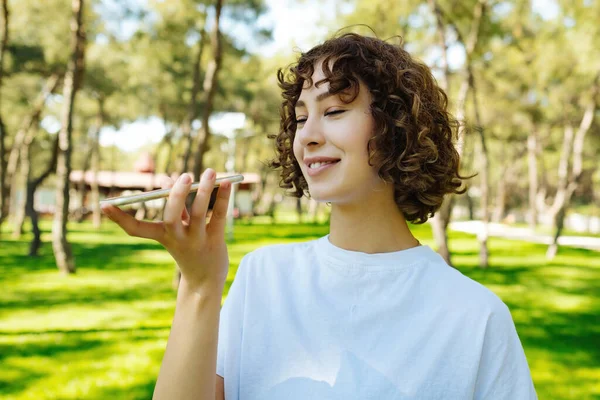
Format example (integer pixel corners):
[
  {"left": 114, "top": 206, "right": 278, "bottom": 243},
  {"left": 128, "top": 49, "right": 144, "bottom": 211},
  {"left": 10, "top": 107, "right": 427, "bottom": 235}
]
[{"left": 94, "top": 0, "right": 560, "bottom": 153}]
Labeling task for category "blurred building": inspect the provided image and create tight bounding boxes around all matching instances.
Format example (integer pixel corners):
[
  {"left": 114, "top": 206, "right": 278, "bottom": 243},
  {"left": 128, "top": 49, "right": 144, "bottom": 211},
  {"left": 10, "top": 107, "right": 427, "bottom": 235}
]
[{"left": 27, "top": 152, "right": 261, "bottom": 218}]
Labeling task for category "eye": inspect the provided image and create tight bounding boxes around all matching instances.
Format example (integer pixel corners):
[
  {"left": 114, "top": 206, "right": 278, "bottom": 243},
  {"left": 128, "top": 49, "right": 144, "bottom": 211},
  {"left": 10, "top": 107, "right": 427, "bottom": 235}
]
[
  {"left": 295, "top": 117, "right": 307, "bottom": 124},
  {"left": 325, "top": 110, "right": 345, "bottom": 117}
]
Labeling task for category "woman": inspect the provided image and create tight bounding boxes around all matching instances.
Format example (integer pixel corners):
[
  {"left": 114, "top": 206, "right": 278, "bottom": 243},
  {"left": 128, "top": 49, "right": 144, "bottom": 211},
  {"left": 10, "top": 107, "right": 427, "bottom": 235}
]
[{"left": 102, "top": 33, "right": 537, "bottom": 399}]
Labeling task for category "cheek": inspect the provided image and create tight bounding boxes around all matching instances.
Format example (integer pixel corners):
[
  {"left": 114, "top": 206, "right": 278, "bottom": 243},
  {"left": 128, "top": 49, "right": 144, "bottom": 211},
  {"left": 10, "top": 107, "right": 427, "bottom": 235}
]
[{"left": 292, "top": 137, "right": 304, "bottom": 167}]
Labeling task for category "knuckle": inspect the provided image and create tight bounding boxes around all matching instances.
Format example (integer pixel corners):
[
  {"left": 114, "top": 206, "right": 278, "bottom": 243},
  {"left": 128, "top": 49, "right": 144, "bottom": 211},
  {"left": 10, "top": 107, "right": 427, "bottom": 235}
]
[
  {"left": 163, "top": 219, "right": 178, "bottom": 230},
  {"left": 170, "top": 186, "right": 186, "bottom": 198},
  {"left": 189, "top": 208, "right": 204, "bottom": 220},
  {"left": 123, "top": 224, "right": 137, "bottom": 237},
  {"left": 161, "top": 178, "right": 174, "bottom": 189},
  {"left": 197, "top": 184, "right": 212, "bottom": 197},
  {"left": 212, "top": 208, "right": 226, "bottom": 220}
]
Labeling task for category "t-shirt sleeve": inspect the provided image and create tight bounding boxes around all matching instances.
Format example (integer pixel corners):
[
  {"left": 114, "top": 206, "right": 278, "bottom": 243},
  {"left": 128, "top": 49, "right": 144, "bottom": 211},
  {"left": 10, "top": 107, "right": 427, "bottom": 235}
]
[
  {"left": 474, "top": 302, "right": 537, "bottom": 399},
  {"left": 216, "top": 255, "right": 249, "bottom": 382}
]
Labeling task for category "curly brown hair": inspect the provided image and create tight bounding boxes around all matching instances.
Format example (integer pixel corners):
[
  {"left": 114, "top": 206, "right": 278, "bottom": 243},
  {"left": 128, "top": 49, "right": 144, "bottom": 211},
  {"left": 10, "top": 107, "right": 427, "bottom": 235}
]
[{"left": 268, "top": 32, "right": 468, "bottom": 224}]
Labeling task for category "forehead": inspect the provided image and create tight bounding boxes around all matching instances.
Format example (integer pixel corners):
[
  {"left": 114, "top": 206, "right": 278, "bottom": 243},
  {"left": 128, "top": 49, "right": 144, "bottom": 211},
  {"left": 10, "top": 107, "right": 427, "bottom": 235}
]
[
  {"left": 296, "top": 62, "right": 368, "bottom": 107},
  {"left": 300, "top": 62, "right": 329, "bottom": 94}
]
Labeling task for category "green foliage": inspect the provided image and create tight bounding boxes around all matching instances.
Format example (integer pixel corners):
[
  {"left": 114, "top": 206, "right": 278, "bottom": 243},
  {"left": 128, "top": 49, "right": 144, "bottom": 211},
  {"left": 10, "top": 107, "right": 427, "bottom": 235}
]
[
  {"left": 337, "top": 0, "right": 600, "bottom": 211},
  {"left": 1, "top": 219, "right": 599, "bottom": 399}
]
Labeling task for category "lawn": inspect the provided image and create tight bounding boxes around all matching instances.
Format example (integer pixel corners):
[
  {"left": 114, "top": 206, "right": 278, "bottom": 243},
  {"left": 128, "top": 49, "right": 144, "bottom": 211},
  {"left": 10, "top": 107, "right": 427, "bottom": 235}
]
[{"left": 1, "top": 217, "right": 599, "bottom": 399}]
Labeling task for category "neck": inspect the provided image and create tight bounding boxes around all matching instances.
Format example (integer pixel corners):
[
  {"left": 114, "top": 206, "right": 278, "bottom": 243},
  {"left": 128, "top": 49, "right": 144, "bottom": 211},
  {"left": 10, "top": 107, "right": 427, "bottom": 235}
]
[{"left": 328, "top": 189, "right": 420, "bottom": 254}]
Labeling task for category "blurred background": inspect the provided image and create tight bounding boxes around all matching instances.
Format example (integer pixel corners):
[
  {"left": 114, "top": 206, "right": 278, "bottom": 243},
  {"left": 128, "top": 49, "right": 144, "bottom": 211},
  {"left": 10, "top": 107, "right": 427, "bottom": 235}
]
[{"left": 0, "top": 0, "right": 599, "bottom": 399}]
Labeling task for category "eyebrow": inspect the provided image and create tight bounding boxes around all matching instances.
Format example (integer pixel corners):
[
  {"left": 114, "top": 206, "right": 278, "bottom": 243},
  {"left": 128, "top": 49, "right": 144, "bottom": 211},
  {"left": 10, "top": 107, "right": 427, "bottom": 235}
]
[{"left": 295, "top": 91, "right": 336, "bottom": 109}]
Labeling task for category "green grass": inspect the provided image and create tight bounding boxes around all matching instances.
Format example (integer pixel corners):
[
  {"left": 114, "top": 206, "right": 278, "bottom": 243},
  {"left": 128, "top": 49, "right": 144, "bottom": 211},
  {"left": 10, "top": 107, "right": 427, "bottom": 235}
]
[{"left": 1, "top": 217, "right": 599, "bottom": 399}]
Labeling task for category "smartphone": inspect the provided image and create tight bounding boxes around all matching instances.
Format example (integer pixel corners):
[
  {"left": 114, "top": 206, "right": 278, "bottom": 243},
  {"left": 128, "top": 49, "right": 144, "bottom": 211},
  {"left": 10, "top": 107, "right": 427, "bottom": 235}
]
[{"left": 99, "top": 174, "right": 244, "bottom": 207}]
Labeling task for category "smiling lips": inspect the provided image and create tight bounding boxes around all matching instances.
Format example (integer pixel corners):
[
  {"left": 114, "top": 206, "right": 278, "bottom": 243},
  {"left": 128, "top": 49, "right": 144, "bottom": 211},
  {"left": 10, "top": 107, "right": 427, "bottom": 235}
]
[{"left": 304, "top": 157, "right": 341, "bottom": 177}]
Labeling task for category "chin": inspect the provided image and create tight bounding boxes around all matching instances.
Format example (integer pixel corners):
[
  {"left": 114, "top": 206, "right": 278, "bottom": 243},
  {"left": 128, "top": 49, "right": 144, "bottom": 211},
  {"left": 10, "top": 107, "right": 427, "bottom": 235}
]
[
  {"left": 307, "top": 185, "right": 349, "bottom": 204},
  {"left": 307, "top": 187, "right": 335, "bottom": 203}
]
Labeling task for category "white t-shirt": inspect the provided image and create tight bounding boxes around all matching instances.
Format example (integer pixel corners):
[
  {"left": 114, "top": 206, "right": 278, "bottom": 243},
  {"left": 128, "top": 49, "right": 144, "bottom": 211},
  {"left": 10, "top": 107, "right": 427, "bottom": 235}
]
[{"left": 217, "top": 235, "right": 537, "bottom": 400}]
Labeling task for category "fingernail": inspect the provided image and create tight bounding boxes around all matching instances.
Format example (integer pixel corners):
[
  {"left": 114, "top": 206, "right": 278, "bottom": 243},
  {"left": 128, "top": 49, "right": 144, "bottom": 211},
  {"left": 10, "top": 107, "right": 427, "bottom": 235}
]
[
  {"left": 205, "top": 169, "right": 215, "bottom": 179},
  {"left": 180, "top": 174, "right": 191, "bottom": 184}
]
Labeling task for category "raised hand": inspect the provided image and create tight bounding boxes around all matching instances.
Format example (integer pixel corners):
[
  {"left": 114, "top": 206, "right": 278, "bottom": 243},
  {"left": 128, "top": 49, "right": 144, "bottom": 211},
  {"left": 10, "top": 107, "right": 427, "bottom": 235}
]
[{"left": 101, "top": 168, "right": 232, "bottom": 293}]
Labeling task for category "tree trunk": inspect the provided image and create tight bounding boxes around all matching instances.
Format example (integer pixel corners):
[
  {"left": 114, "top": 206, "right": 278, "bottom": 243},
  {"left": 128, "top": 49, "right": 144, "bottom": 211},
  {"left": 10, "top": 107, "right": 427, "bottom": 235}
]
[
  {"left": 427, "top": 0, "right": 449, "bottom": 93},
  {"left": 535, "top": 128, "right": 549, "bottom": 214},
  {"left": 268, "top": 193, "right": 281, "bottom": 225},
  {"left": 492, "top": 173, "right": 506, "bottom": 223},
  {"left": 547, "top": 76, "right": 598, "bottom": 259},
  {"left": 76, "top": 131, "right": 93, "bottom": 223},
  {"left": 527, "top": 126, "right": 539, "bottom": 231},
  {"left": 6, "top": 74, "right": 61, "bottom": 216},
  {"left": 27, "top": 180, "right": 42, "bottom": 256},
  {"left": 546, "top": 206, "right": 565, "bottom": 260},
  {"left": 428, "top": 0, "right": 486, "bottom": 266},
  {"left": 192, "top": 0, "right": 224, "bottom": 181},
  {"left": 52, "top": 0, "right": 85, "bottom": 274},
  {"left": 548, "top": 124, "right": 575, "bottom": 221},
  {"left": 427, "top": 0, "right": 452, "bottom": 265},
  {"left": 469, "top": 68, "right": 489, "bottom": 269},
  {"left": 11, "top": 139, "right": 30, "bottom": 238},
  {"left": 90, "top": 97, "right": 104, "bottom": 228},
  {"left": 164, "top": 132, "right": 175, "bottom": 174},
  {"left": 0, "top": 0, "right": 9, "bottom": 233},
  {"left": 29, "top": 136, "right": 60, "bottom": 256},
  {"left": 430, "top": 198, "right": 452, "bottom": 264},
  {"left": 464, "top": 191, "right": 475, "bottom": 220},
  {"left": 180, "top": 25, "right": 207, "bottom": 176}
]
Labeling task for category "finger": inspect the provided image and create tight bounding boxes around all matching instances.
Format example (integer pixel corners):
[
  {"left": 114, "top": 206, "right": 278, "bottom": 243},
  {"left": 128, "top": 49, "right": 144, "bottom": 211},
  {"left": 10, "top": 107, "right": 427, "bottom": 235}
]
[
  {"left": 162, "top": 175, "right": 190, "bottom": 223},
  {"left": 189, "top": 168, "right": 217, "bottom": 234},
  {"left": 160, "top": 176, "right": 175, "bottom": 190},
  {"left": 160, "top": 176, "right": 190, "bottom": 225},
  {"left": 207, "top": 180, "right": 232, "bottom": 236},
  {"left": 182, "top": 206, "right": 191, "bottom": 226},
  {"left": 163, "top": 173, "right": 192, "bottom": 236},
  {"left": 102, "top": 204, "right": 164, "bottom": 241}
]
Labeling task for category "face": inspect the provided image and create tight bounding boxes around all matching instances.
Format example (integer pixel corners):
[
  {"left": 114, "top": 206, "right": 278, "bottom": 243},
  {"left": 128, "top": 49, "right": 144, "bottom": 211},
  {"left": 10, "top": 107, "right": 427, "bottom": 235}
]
[{"left": 293, "top": 63, "right": 387, "bottom": 204}]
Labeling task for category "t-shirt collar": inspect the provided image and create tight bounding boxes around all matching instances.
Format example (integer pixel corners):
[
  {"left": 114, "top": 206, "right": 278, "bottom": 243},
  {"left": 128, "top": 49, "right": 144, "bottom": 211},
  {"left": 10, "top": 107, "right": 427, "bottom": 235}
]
[{"left": 315, "top": 234, "right": 439, "bottom": 269}]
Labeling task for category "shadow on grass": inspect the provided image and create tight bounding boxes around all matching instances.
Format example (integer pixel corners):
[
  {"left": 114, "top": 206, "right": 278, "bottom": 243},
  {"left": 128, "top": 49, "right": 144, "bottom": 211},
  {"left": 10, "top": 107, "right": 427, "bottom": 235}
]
[
  {"left": 0, "top": 276, "right": 175, "bottom": 315},
  {"left": 0, "top": 325, "right": 170, "bottom": 338},
  {"left": 89, "top": 378, "right": 156, "bottom": 400},
  {"left": 455, "top": 237, "right": 600, "bottom": 386},
  {"left": 2, "top": 218, "right": 600, "bottom": 399},
  {"left": 0, "top": 336, "right": 106, "bottom": 395},
  {"left": 0, "top": 323, "right": 169, "bottom": 397},
  {"left": 0, "top": 364, "right": 47, "bottom": 396}
]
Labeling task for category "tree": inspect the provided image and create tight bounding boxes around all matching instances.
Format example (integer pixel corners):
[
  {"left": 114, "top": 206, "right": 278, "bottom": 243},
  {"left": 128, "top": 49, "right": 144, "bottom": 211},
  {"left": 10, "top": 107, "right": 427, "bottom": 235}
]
[
  {"left": 52, "top": 0, "right": 86, "bottom": 274},
  {"left": 191, "top": 0, "right": 224, "bottom": 181},
  {"left": 10, "top": 75, "right": 61, "bottom": 236},
  {"left": 546, "top": 74, "right": 599, "bottom": 259},
  {"left": 427, "top": 0, "right": 487, "bottom": 267},
  {"left": 0, "top": 0, "right": 9, "bottom": 233}
]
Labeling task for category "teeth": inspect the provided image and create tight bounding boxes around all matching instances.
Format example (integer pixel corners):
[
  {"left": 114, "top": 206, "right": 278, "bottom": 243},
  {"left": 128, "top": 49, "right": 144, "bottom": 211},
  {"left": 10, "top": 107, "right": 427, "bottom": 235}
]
[{"left": 309, "top": 161, "right": 336, "bottom": 169}]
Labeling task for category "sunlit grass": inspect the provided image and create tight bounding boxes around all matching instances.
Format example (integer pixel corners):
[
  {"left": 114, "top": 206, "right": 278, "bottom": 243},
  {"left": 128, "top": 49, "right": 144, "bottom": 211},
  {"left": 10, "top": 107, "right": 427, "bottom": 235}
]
[
  {"left": 1, "top": 216, "right": 599, "bottom": 399},
  {"left": 511, "top": 221, "right": 600, "bottom": 238}
]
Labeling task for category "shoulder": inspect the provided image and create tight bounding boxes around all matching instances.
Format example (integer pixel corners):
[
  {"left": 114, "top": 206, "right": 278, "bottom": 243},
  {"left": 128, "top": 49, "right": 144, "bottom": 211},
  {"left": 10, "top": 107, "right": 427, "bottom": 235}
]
[
  {"left": 244, "top": 240, "right": 315, "bottom": 261},
  {"left": 238, "top": 239, "right": 318, "bottom": 275},
  {"left": 422, "top": 252, "right": 511, "bottom": 318}
]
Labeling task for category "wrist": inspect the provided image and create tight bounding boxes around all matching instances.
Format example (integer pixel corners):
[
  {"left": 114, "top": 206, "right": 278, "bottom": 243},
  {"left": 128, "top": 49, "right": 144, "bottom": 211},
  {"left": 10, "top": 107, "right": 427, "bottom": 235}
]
[{"left": 178, "top": 276, "right": 224, "bottom": 304}]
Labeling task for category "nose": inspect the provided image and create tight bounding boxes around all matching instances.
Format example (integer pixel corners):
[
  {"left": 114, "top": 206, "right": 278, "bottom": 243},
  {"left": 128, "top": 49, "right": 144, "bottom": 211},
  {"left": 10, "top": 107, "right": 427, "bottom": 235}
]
[{"left": 295, "top": 117, "right": 325, "bottom": 148}]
